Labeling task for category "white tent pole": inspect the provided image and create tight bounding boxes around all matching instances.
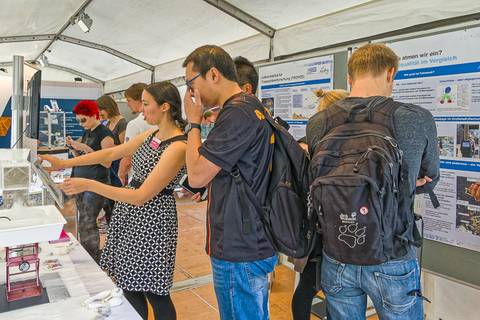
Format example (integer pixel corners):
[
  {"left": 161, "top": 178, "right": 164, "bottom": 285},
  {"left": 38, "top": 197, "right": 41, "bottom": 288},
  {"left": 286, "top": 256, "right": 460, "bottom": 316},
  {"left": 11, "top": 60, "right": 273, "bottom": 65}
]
[
  {"left": 58, "top": 36, "right": 154, "bottom": 71},
  {"left": 203, "top": 0, "right": 275, "bottom": 38},
  {"left": 11, "top": 55, "right": 24, "bottom": 148},
  {"left": 48, "top": 64, "right": 104, "bottom": 85},
  {"left": 0, "top": 61, "right": 104, "bottom": 85},
  {"left": 269, "top": 37, "right": 274, "bottom": 62},
  {"left": 34, "top": 0, "right": 95, "bottom": 62},
  {"left": 0, "top": 34, "right": 55, "bottom": 43},
  {"left": 0, "top": 33, "right": 154, "bottom": 71},
  {"left": 151, "top": 70, "right": 155, "bottom": 84}
]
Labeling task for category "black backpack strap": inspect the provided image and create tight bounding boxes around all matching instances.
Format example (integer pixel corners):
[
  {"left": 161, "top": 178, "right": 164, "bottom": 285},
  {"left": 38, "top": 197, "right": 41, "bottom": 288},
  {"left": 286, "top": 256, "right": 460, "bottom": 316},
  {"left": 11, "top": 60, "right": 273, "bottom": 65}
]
[
  {"left": 422, "top": 183, "right": 440, "bottom": 208},
  {"left": 346, "top": 96, "right": 389, "bottom": 123},
  {"left": 231, "top": 166, "right": 262, "bottom": 234},
  {"left": 366, "top": 97, "right": 401, "bottom": 136}
]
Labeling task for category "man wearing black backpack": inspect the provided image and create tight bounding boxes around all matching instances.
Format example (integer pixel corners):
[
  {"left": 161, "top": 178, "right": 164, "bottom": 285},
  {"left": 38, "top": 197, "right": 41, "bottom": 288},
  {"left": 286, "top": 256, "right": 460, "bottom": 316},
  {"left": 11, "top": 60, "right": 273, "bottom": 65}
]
[
  {"left": 307, "top": 43, "right": 440, "bottom": 320},
  {"left": 182, "top": 45, "right": 277, "bottom": 320}
]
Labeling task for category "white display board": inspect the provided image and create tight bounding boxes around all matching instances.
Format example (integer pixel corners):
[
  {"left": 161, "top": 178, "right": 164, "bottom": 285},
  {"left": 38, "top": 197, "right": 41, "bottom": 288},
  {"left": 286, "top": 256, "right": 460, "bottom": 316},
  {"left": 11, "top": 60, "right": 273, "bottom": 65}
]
[
  {"left": 258, "top": 55, "right": 334, "bottom": 139},
  {"left": 389, "top": 27, "right": 480, "bottom": 252}
]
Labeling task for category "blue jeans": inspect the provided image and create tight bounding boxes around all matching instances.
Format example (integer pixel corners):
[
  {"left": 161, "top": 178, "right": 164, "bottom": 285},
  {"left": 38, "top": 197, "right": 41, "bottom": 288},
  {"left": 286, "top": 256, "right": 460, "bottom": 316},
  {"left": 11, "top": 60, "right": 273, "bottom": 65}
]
[
  {"left": 321, "top": 252, "right": 423, "bottom": 320},
  {"left": 211, "top": 255, "right": 278, "bottom": 320}
]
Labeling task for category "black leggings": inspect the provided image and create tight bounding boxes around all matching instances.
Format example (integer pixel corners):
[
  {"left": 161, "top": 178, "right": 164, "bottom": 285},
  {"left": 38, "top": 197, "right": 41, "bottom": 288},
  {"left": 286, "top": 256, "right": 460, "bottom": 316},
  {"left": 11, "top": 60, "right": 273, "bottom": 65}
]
[
  {"left": 291, "top": 257, "right": 320, "bottom": 320},
  {"left": 123, "top": 290, "right": 176, "bottom": 320}
]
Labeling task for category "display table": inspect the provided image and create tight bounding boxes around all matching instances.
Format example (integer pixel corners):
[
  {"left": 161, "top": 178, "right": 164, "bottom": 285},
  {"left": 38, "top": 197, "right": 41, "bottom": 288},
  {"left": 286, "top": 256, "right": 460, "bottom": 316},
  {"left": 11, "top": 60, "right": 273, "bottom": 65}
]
[{"left": 0, "top": 234, "right": 141, "bottom": 320}]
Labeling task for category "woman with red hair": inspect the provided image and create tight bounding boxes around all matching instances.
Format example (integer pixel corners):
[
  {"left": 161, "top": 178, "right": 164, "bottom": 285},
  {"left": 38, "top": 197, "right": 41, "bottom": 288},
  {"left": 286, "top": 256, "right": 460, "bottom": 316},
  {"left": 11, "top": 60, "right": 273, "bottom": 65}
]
[{"left": 68, "top": 100, "right": 115, "bottom": 263}]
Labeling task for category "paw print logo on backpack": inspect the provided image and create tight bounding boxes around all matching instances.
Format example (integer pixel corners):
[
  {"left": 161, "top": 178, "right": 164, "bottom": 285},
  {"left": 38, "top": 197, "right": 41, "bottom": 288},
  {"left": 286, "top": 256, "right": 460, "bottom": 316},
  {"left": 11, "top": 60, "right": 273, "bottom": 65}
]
[{"left": 338, "top": 223, "right": 366, "bottom": 248}]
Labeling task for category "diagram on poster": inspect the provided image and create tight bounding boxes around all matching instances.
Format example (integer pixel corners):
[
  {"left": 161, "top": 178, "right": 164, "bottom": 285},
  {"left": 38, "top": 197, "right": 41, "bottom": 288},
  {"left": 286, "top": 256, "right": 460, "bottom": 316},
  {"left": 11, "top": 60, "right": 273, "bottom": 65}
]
[
  {"left": 258, "top": 55, "right": 334, "bottom": 139},
  {"left": 389, "top": 27, "right": 480, "bottom": 252}
]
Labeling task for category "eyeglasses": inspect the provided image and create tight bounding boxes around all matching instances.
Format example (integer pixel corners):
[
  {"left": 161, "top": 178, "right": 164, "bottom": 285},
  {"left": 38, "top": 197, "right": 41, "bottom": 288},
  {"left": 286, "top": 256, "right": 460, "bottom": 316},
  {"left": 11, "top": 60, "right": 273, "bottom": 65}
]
[
  {"left": 185, "top": 72, "right": 201, "bottom": 91},
  {"left": 77, "top": 118, "right": 87, "bottom": 123}
]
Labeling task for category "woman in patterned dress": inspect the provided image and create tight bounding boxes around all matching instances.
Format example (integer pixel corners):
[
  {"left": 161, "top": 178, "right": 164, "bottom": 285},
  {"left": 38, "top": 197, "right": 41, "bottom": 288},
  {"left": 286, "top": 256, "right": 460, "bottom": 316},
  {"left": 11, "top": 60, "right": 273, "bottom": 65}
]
[{"left": 39, "top": 81, "right": 187, "bottom": 320}]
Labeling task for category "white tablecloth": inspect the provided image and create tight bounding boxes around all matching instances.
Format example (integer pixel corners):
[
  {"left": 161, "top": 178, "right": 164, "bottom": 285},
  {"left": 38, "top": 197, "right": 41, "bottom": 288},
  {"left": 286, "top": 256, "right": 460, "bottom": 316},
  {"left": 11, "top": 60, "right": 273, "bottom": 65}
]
[{"left": 0, "top": 234, "right": 141, "bottom": 320}]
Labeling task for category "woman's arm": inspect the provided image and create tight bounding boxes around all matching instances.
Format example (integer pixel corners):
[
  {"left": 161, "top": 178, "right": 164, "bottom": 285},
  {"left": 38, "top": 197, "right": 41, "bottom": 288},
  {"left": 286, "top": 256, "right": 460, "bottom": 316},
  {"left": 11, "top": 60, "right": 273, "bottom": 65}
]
[
  {"left": 118, "top": 131, "right": 126, "bottom": 145},
  {"left": 60, "top": 141, "right": 186, "bottom": 206},
  {"left": 40, "top": 128, "right": 156, "bottom": 171},
  {"left": 70, "top": 140, "right": 94, "bottom": 154},
  {"left": 99, "top": 136, "right": 115, "bottom": 168}
]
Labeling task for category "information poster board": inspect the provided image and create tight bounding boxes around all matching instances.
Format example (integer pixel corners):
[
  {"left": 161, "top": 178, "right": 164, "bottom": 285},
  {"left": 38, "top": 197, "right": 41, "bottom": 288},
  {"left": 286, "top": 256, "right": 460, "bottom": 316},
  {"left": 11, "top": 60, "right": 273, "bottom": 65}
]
[
  {"left": 258, "top": 55, "right": 334, "bottom": 139},
  {"left": 388, "top": 27, "right": 480, "bottom": 252}
]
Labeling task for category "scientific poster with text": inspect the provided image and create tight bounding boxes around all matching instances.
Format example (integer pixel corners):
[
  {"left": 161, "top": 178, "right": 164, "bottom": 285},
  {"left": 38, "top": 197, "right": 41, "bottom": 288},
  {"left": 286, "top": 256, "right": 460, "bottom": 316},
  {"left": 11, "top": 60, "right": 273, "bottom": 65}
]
[
  {"left": 258, "top": 55, "right": 334, "bottom": 139},
  {"left": 389, "top": 27, "right": 480, "bottom": 252}
]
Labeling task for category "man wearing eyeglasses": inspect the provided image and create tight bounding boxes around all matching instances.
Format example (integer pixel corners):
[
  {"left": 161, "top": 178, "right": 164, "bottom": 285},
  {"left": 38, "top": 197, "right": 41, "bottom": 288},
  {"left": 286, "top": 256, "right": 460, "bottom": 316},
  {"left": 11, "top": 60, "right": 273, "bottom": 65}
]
[{"left": 183, "top": 45, "right": 277, "bottom": 320}]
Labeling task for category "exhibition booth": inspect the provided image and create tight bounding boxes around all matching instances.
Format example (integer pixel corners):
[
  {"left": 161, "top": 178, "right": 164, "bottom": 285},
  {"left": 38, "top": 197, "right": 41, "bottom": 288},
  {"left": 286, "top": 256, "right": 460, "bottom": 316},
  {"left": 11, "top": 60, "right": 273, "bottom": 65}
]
[{"left": 1, "top": 0, "right": 480, "bottom": 319}]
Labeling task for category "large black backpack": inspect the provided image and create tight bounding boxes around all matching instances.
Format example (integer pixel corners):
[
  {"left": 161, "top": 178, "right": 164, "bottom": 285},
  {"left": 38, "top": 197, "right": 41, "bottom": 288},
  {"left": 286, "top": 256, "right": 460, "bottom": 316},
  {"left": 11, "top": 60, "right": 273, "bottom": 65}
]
[
  {"left": 310, "top": 97, "right": 424, "bottom": 265},
  {"left": 232, "top": 95, "right": 317, "bottom": 259}
]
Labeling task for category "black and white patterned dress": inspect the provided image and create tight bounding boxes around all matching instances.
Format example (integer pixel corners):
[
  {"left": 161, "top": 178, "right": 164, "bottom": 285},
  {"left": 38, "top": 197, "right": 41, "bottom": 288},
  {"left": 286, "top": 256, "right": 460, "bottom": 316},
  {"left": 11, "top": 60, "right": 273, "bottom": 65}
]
[{"left": 100, "top": 131, "right": 186, "bottom": 295}]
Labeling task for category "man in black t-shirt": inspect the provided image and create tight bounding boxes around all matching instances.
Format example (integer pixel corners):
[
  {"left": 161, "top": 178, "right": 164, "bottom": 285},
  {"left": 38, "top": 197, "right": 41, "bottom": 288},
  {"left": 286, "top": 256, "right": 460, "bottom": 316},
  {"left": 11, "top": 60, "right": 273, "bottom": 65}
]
[{"left": 183, "top": 46, "right": 277, "bottom": 320}]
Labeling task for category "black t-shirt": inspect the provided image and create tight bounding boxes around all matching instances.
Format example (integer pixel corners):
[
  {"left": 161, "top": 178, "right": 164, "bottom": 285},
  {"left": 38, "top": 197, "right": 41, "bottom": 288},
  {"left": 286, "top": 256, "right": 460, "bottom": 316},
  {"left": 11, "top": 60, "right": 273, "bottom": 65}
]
[
  {"left": 71, "top": 124, "right": 113, "bottom": 183},
  {"left": 199, "top": 92, "right": 276, "bottom": 262},
  {"left": 108, "top": 118, "right": 127, "bottom": 145}
]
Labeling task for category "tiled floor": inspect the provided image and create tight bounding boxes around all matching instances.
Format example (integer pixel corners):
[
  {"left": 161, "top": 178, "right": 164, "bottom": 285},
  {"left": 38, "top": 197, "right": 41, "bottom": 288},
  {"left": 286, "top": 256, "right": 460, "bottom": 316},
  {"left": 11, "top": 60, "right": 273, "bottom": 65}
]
[
  {"left": 169, "top": 198, "right": 379, "bottom": 320},
  {"left": 163, "top": 197, "right": 319, "bottom": 319},
  {"left": 66, "top": 196, "right": 379, "bottom": 319}
]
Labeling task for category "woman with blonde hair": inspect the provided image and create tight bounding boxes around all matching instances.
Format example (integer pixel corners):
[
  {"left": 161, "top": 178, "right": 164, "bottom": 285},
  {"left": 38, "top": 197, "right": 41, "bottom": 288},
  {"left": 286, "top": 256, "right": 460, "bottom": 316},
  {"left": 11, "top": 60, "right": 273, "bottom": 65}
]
[
  {"left": 298, "top": 89, "right": 349, "bottom": 152},
  {"left": 292, "top": 88, "right": 348, "bottom": 320},
  {"left": 314, "top": 88, "right": 349, "bottom": 112}
]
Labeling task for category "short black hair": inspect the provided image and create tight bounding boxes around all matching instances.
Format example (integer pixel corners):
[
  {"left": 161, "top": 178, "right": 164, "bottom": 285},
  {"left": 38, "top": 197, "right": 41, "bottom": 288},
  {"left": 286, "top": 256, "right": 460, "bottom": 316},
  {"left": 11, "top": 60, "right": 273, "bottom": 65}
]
[
  {"left": 183, "top": 45, "right": 237, "bottom": 83},
  {"left": 234, "top": 56, "right": 258, "bottom": 95}
]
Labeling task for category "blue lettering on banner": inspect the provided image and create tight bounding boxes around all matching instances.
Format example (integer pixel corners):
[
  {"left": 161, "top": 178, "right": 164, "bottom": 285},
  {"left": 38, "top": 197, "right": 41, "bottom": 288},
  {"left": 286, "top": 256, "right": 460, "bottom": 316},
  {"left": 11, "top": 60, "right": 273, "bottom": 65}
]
[
  {"left": 261, "top": 78, "right": 331, "bottom": 90},
  {"left": 286, "top": 120, "right": 308, "bottom": 125},
  {"left": 440, "top": 159, "right": 480, "bottom": 172},
  {"left": 435, "top": 116, "right": 480, "bottom": 122},
  {"left": 395, "top": 62, "right": 480, "bottom": 80}
]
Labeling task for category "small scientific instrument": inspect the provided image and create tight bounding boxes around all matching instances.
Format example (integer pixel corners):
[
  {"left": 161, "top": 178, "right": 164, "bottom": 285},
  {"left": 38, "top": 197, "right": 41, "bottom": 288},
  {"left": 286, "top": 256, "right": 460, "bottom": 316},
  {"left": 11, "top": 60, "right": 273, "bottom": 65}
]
[{"left": 0, "top": 149, "right": 66, "bottom": 301}]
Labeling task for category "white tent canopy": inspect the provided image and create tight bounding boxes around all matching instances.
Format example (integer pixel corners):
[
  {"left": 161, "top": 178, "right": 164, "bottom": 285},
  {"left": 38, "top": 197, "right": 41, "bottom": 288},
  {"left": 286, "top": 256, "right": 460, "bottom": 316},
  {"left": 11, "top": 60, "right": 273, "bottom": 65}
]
[{"left": 1, "top": 0, "right": 479, "bottom": 92}]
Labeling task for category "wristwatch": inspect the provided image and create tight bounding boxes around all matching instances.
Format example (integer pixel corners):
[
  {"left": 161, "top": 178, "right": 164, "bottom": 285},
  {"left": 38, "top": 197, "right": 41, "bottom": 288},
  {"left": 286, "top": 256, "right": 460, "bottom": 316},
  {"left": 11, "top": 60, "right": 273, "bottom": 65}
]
[{"left": 185, "top": 122, "right": 201, "bottom": 135}]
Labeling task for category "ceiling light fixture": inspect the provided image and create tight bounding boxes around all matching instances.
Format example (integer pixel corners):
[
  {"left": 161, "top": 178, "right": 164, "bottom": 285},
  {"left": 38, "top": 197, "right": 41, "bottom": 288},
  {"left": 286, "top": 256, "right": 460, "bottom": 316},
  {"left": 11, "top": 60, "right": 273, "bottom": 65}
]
[
  {"left": 75, "top": 12, "right": 93, "bottom": 33},
  {"left": 37, "top": 54, "right": 49, "bottom": 67}
]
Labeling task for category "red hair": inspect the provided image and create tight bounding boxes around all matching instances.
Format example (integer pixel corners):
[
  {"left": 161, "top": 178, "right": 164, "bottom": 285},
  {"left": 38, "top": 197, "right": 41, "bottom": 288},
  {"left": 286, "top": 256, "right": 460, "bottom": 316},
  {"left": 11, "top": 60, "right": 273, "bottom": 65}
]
[{"left": 73, "top": 100, "right": 100, "bottom": 119}]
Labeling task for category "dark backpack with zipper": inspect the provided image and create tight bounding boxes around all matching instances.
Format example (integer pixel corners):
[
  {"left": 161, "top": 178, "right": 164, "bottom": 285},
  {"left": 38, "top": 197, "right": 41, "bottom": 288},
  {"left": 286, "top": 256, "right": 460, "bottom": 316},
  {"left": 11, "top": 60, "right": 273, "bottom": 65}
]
[
  {"left": 310, "top": 97, "right": 424, "bottom": 265},
  {"left": 232, "top": 95, "right": 317, "bottom": 259}
]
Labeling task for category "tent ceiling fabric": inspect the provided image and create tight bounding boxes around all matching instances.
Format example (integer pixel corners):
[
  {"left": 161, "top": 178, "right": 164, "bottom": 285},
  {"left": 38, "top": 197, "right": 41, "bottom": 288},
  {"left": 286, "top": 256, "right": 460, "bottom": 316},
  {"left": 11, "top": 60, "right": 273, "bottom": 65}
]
[
  {"left": 103, "top": 69, "right": 152, "bottom": 94},
  {"left": 63, "top": 0, "right": 259, "bottom": 66},
  {"left": 0, "top": 0, "right": 479, "bottom": 87},
  {"left": 227, "top": 0, "right": 373, "bottom": 29},
  {"left": 40, "top": 67, "right": 95, "bottom": 83},
  {"left": 0, "top": 0, "right": 79, "bottom": 36},
  {"left": 273, "top": 0, "right": 480, "bottom": 57},
  {"left": 153, "top": 34, "right": 271, "bottom": 85},
  {"left": 48, "top": 41, "right": 143, "bottom": 80},
  {"left": 0, "top": 41, "right": 50, "bottom": 62}
]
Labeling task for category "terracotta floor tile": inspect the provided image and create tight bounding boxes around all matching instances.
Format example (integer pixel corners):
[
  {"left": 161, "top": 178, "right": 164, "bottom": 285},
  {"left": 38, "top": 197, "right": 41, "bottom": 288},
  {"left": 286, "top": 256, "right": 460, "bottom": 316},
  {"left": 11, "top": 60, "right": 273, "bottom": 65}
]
[
  {"left": 191, "top": 283, "right": 218, "bottom": 310},
  {"left": 172, "top": 289, "right": 219, "bottom": 319}
]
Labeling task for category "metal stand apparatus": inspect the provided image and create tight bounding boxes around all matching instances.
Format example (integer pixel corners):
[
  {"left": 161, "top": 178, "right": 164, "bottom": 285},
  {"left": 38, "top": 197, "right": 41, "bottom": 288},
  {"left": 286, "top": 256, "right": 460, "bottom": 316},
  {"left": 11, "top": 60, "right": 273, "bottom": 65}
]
[
  {"left": 0, "top": 149, "right": 66, "bottom": 302},
  {"left": 5, "top": 243, "right": 41, "bottom": 301}
]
